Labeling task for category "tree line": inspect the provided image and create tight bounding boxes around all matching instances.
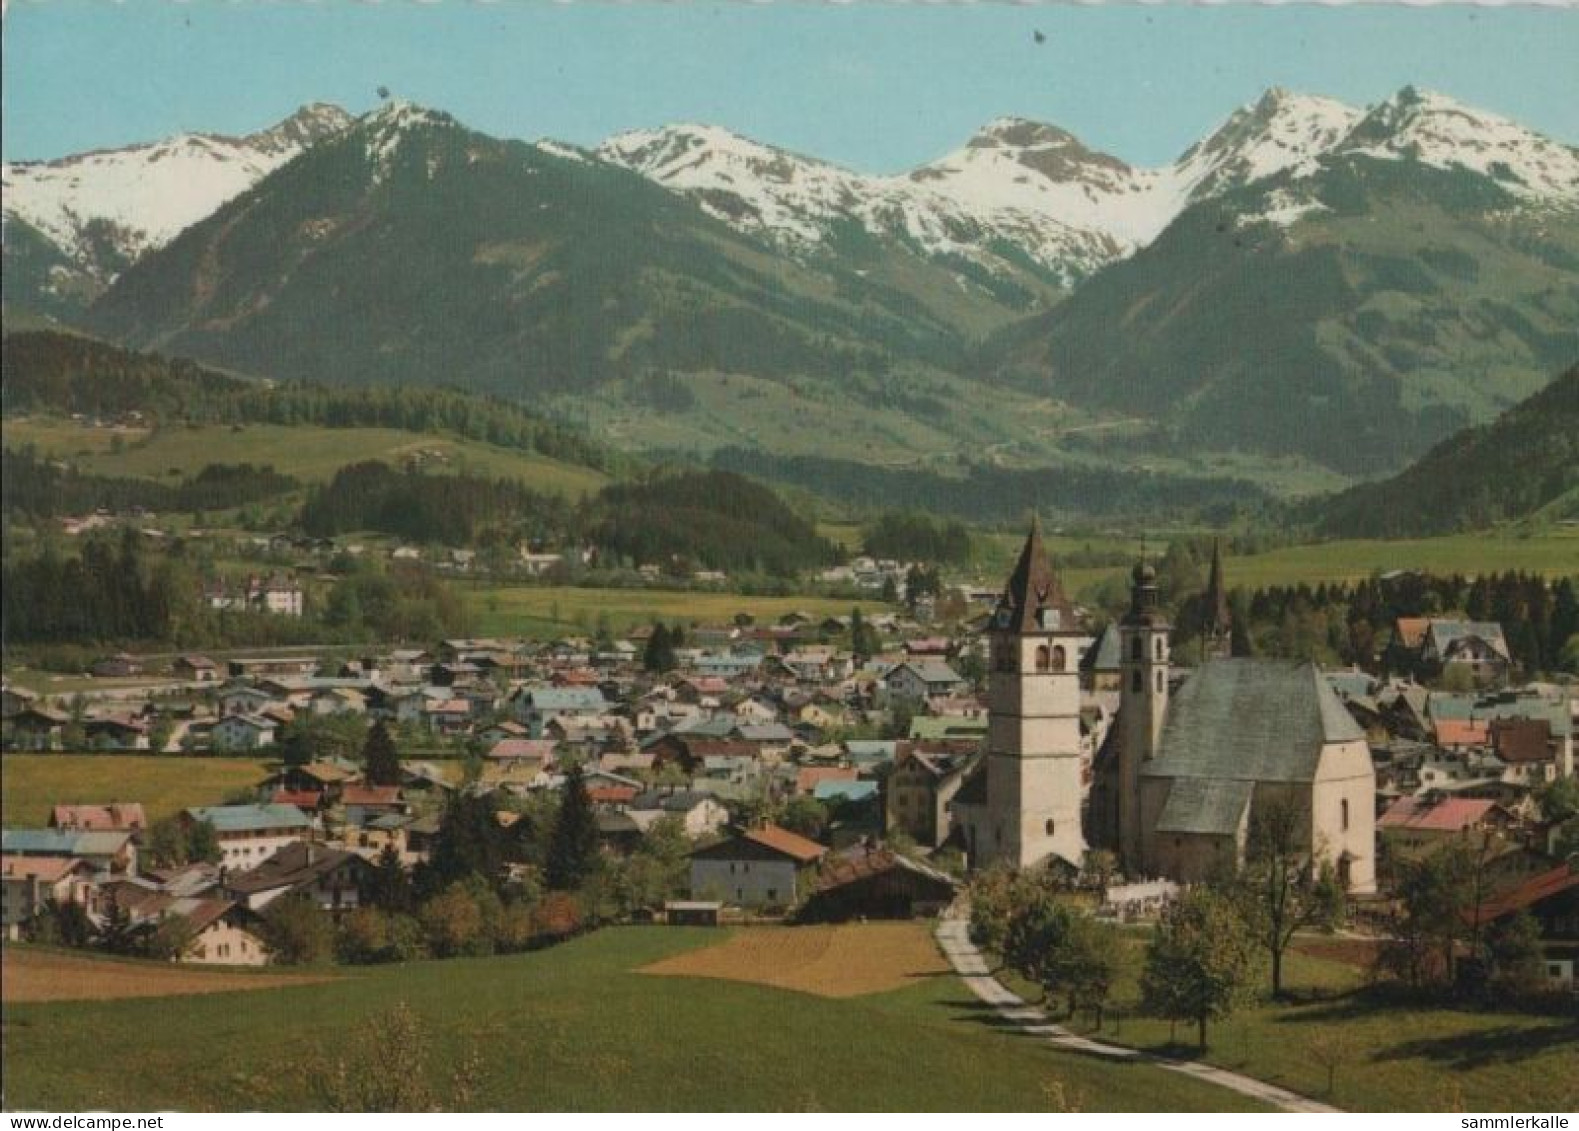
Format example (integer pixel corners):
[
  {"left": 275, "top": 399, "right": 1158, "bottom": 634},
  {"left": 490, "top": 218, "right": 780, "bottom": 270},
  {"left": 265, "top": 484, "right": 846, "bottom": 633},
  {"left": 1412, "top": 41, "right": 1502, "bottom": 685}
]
[
  {"left": 299, "top": 460, "right": 573, "bottom": 547},
  {"left": 861, "top": 512, "right": 973, "bottom": 565},
  {"left": 711, "top": 447, "right": 1271, "bottom": 525},
  {"left": 3, "top": 447, "right": 299, "bottom": 520}
]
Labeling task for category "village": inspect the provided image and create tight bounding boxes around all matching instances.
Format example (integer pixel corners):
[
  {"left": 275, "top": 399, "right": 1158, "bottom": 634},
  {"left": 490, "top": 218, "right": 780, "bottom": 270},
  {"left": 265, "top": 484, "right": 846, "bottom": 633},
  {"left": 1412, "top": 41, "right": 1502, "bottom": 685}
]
[{"left": 3, "top": 529, "right": 1574, "bottom": 1008}]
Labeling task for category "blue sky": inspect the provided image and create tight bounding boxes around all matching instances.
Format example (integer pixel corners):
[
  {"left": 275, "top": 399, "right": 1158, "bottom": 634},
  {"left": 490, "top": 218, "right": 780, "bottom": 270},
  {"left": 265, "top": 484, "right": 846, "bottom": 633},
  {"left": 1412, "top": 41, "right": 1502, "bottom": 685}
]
[{"left": 4, "top": 2, "right": 1576, "bottom": 169}]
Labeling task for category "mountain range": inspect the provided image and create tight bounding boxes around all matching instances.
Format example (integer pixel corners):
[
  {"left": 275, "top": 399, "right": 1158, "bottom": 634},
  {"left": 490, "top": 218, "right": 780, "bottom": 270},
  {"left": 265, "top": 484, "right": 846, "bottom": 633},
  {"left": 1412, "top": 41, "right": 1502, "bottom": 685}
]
[{"left": 4, "top": 87, "right": 1576, "bottom": 483}]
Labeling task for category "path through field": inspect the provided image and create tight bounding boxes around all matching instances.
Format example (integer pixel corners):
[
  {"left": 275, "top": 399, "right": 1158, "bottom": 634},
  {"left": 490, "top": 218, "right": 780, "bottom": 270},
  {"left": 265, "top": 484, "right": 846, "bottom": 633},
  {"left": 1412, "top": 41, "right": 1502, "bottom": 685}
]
[{"left": 934, "top": 918, "right": 1341, "bottom": 1114}]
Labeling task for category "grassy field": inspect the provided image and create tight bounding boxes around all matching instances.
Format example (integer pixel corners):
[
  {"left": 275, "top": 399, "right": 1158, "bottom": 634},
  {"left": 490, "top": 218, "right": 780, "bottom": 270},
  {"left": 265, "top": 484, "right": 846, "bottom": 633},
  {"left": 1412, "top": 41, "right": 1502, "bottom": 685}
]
[
  {"left": 960, "top": 529, "right": 1579, "bottom": 603},
  {"left": 0, "top": 754, "right": 271, "bottom": 827},
  {"left": 459, "top": 584, "right": 889, "bottom": 638},
  {"left": 0, "top": 926, "right": 1268, "bottom": 1111},
  {"left": 2, "top": 418, "right": 610, "bottom": 499},
  {"left": 997, "top": 931, "right": 1577, "bottom": 1113}
]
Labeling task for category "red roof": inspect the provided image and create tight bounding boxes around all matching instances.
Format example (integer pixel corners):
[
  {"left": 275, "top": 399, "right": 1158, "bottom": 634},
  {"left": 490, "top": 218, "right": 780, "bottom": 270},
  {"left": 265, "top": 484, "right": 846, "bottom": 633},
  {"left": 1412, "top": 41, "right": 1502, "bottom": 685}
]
[
  {"left": 488, "top": 738, "right": 556, "bottom": 761},
  {"left": 1, "top": 855, "right": 86, "bottom": 883},
  {"left": 587, "top": 785, "right": 638, "bottom": 805},
  {"left": 1465, "top": 864, "right": 1579, "bottom": 927},
  {"left": 1379, "top": 796, "right": 1497, "bottom": 833},
  {"left": 682, "top": 677, "right": 730, "bottom": 695},
  {"left": 742, "top": 823, "right": 827, "bottom": 864},
  {"left": 795, "top": 766, "right": 857, "bottom": 795},
  {"left": 341, "top": 784, "right": 403, "bottom": 807},
  {"left": 270, "top": 789, "right": 320, "bottom": 810},
  {"left": 50, "top": 803, "right": 147, "bottom": 831},
  {"left": 1434, "top": 719, "right": 1490, "bottom": 748}
]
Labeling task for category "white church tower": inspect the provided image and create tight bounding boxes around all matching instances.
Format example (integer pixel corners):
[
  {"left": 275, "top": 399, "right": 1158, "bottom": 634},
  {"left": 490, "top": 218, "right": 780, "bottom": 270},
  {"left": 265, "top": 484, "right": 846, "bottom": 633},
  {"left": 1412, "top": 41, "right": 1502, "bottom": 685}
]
[{"left": 973, "top": 519, "right": 1087, "bottom": 870}]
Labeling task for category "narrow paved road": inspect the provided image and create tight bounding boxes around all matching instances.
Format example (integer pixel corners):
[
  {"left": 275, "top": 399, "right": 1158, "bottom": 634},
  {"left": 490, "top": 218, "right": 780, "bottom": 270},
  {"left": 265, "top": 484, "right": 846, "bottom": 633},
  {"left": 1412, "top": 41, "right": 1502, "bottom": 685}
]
[{"left": 934, "top": 918, "right": 1343, "bottom": 1113}]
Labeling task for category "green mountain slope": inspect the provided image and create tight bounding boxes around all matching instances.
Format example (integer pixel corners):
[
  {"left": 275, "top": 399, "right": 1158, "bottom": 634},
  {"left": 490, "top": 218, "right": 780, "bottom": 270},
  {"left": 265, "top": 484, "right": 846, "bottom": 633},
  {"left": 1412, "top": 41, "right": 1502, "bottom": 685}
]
[
  {"left": 985, "top": 158, "right": 1579, "bottom": 476},
  {"left": 1305, "top": 364, "right": 1579, "bottom": 537},
  {"left": 83, "top": 106, "right": 1001, "bottom": 398},
  {"left": 1, "top": 216, "right": 109, "bottom": 320}
]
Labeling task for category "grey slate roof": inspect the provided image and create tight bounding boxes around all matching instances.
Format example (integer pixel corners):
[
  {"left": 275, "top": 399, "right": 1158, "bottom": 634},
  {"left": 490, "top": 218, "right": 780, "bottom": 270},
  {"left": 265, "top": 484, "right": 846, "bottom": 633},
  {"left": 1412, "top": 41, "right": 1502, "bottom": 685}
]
[
  {"left": 1144, "top": 659, "right": 1363, "bottom": 784},
  {"left": 1154, "top": 778, "right": 1253, "bottom": 836},
  {"left": 1082, "top": 624, "right": 1122, "bottom": 673}
]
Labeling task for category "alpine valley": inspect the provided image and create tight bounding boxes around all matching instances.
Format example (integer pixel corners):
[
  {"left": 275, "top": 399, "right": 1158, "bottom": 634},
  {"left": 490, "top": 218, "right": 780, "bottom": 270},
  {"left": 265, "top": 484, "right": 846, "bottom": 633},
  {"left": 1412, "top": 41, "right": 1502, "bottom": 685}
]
[{"left": 4, "top": 86, "right": 1576, "bottom": 494}]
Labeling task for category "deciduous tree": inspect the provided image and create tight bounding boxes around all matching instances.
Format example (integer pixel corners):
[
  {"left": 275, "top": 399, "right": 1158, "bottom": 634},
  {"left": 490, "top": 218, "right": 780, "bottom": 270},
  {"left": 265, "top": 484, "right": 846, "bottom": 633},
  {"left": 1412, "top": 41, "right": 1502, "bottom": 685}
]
[{"left": 1141, "top": 887, "right": 1260, "bottom": 1050}]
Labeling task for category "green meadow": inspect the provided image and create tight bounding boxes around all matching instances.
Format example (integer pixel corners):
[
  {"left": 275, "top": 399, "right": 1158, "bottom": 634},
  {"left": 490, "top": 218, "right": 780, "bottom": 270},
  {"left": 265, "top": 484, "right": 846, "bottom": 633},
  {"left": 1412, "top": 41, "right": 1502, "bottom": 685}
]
[
  {"left": 2, "top": 418, "right": 609, "bottom": 499},
  {"left": 0, "top": 927, "right": 1269, "bottom": 1112},
  {"left": 0, "top": 754, "right": 271, "bottom": 828},
  {"left": 459, "top": 584, "right": 888, "bottom": 639},
  {"left": 976, "top": 529, "right": 1579, "bottom": 601},
  {"left": 995, "top": 934, "right": 1578, "bottom": 1113}
]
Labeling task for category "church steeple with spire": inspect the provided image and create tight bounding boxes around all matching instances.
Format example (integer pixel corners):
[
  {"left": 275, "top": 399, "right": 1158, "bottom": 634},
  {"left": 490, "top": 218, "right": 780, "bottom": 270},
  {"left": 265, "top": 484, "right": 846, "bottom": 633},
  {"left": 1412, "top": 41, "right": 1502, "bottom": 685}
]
[
  {"left": 964, "top": 517, "right": 1088, "bottom": 871},
  {"left": 1201, "top": 537, "right": 1232, "bottom": 661}
]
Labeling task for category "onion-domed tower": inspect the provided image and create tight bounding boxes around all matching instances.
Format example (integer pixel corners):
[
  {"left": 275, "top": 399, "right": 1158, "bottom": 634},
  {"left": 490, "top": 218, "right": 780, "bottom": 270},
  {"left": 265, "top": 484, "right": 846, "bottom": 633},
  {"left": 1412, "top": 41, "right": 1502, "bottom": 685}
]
[{"left": 1117, "top": 557, "right": 1170, "bottom": 872}]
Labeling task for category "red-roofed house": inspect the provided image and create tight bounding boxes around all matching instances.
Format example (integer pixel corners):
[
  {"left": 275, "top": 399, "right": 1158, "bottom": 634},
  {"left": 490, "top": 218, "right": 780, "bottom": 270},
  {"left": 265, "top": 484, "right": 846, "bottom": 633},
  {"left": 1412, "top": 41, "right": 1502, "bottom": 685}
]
[
  {"left": 688, "top": 823, "right": 827, "bottom": 910},
  {"left": 49, "top": 803, "right": 147, "bottom": 833},
  {"left": 487, "top": 738, "right": 557, "bottom": 764},
  {"left": 1463, "top": 864, "right": 1579, "bottom": 992},
  {"left": 271, "top": 789, "right": 323, "bottom": 813},
  {"left": 1379, "top": 795, "right": 1513, "bottom": 859},
  {"left": 340, "top": 785, "right": 408, "bottom": 827},
  {"left": 1434, "top": 719, "right": 1490, "bottom": 751}
]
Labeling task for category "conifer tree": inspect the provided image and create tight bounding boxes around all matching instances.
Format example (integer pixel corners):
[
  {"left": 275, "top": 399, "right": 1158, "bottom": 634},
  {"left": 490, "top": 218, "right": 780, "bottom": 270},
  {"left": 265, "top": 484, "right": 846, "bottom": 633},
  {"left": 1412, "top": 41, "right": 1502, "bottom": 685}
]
[
  {"left": 362, "top": 720, "right": 402, "bottom": 787},
  {"left": 643, "top": 623, "right": 677, "bottom": 673},
  {"left": 545, "top": 762, "right": 599, "bottom": 891}
]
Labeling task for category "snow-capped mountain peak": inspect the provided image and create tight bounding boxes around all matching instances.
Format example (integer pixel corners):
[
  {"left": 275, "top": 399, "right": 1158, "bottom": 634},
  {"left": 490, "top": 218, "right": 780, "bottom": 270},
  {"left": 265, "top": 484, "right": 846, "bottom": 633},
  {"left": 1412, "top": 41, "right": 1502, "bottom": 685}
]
[
  {"left": 1174, "top": 88, "right": 1364, "bottom": 198},
  {"left": 1335, "top": 86, "right": 1579, "bottom": 204},
  {"left": 597, "top": 124, "right": 873, "bottom": 246},
  {"left": 357, "top": 100, "right": 459, "bottom": 182},
  {"left": 3, "top": 103, "right": 353, "bottom": 278}
]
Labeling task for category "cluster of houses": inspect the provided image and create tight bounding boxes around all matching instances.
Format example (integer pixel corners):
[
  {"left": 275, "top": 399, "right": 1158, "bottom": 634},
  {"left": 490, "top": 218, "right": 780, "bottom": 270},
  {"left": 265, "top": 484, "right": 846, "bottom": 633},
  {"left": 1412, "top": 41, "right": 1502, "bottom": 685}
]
[
  {"left": 202, "top": 573, "right": 306, "bottom": 618},
  {"left": 0, "top": 613, "right": 981, "bottom": 955},
  {"left": 3, "top": 564, "right": 1575, "bottom": 984}
]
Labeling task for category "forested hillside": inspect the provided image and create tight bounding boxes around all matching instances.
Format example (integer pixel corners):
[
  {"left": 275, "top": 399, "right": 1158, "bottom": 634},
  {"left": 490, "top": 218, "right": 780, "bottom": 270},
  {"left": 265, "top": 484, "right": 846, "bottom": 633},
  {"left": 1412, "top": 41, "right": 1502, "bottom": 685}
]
[
  {"left": 2, "top": 330, "right": 613, "bottom": 471},
  {"left": 1307, "top": 365, "right": 1579, "bottom": 537}
]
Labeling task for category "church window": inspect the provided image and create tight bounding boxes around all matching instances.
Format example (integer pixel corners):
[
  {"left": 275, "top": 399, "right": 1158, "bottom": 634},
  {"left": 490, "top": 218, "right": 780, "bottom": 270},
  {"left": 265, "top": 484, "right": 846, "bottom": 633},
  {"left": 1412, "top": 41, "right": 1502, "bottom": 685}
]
[
  {"left": 1130, "top": 637, "right": 1143, "bottom": 662},
  {"left": 1341, "top": 798, "right": 1350, "bottom": 832},
  {"left": 1131, "top": 670, "right": 1142, "bottom": 693},
  {"left": 1035, "top": 645, "right": 1051, "bottom": 672},
  {"left": 1051, "top": 645, "right": 1067, "bottom": 672},
  {"left": 1045, "top": 819, "right": 1056, "bottom": 837},
  {"left": 1156, "top": 670, "right": 1165, "bottom": 693},
  {"left": 1155, "top": 638, "right": 1164, "bottom": 661}
]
